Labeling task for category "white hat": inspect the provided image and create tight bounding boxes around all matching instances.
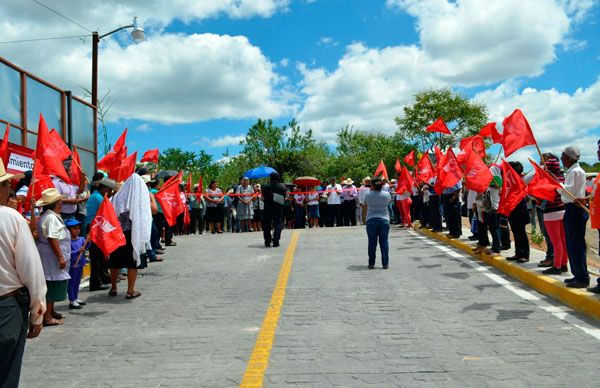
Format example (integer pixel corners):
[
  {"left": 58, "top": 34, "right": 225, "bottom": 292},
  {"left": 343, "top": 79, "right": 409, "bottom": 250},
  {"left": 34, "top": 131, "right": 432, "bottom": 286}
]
[
  {"left": 344, "top": 178, "right": 354, "bottom": 185},
  {"left": 35, "top": 188, "right": 65, "bottom": 207},
  {"left": 0, "top": 158, "right": 23, "bottom": 184},
  {"left": 563, "top": 146, "right": 581, "bottom": 161}
]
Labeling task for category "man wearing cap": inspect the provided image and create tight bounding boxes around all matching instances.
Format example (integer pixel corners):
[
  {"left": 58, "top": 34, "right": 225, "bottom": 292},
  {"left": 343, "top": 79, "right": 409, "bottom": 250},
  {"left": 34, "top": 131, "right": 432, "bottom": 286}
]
[
  {"left": 340, "top": 178, "right": 358, "bottom": 226},
  {"left": 86, "top": 177, "right": 116, "bottom": 291},
  {"left": 0, "top": 158, "right": 47, "bottom": 387},
  {"left": 559, "top": 146, "right": 589, "bottom": 288}
]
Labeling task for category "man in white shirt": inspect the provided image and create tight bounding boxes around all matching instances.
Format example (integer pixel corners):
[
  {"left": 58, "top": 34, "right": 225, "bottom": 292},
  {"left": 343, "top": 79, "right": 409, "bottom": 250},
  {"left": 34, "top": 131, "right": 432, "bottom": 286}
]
[
  {"left": 558, "top": 147, "right": 590, "bottom": 288},
  {"left": 0, "top": 158, "right": 47, "bottom": 387},
  {"left": 326, "top": 178, "right": 342, "bottom": 227},
  {"left": 340, "top": 179, "right": 358, "bottom": 226},
  {"left": 559, "top": 146, "right": 590, "bottom": 288}
]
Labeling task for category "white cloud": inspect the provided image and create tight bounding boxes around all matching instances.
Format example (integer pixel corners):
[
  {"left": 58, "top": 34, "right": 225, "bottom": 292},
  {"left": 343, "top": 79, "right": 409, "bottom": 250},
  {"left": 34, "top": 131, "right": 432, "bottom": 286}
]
[
  {"left": 317, "top": 36, "right": 339, "bottom": 47},
  {"left": 473, "top": 78, "right": 600, "bottom": 162},
  {"left": 298, "top": 0, "right": 594, "bottom": 140},
  {"left": 0, "top": 1, "right": 292, "bottom": 125},
  {"left": 134, "top": 123, "right": 151, "bottom": 132},
  {"left": 279, "top": 58, "right": 290, "bottom": 67},
  {"left": 209, "top": 134, "right": 246, "bottom": 147}
]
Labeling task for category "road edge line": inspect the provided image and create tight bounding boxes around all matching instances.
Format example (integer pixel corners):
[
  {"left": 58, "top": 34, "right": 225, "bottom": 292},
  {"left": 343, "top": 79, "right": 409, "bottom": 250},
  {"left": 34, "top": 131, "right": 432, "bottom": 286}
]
[
  {"left": 414, "top": 226, "right": 600, "bottom": 321},
  {"left": 239, "top": 231, "right": 300, "bottom": 388}
]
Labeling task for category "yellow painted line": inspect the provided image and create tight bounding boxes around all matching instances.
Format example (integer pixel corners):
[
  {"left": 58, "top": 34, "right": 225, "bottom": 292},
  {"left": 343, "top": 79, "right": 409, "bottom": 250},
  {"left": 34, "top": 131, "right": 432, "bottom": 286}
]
[
  {"left": 415, "top": 225, "right": 600, "bottom": 321},
  {"left": 240, "top": 231, "right": 300, "bottom": 388}
]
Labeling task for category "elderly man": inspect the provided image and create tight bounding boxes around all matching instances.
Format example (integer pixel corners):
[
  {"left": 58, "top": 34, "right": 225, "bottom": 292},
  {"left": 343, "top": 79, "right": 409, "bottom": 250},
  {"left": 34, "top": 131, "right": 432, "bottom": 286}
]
[
  {"left": 0, "top": 158, "right": 47, "bottom": 387},
  {"left": 340, "top": 178, "right": 358, "bottom": 226},
  {"left": 559, "top": 146, "right": 589, "bottom": 288}
]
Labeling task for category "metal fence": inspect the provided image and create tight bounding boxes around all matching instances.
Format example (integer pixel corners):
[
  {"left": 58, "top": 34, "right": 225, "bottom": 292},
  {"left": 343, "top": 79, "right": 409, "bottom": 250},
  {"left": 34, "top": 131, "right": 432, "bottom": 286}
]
[{"left": 0, "top": 56, "right": 97, "bottom": 176}]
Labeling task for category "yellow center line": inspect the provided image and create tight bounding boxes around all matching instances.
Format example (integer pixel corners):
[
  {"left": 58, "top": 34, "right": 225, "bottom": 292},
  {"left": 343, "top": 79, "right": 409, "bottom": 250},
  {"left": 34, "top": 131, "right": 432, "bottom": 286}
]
[{"left": 240, "top": 231, "right": 300, "bottom": 388}]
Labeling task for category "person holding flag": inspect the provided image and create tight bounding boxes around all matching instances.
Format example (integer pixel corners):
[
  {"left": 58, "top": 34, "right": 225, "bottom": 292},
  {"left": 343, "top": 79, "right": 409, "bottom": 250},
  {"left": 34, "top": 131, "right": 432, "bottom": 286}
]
[
  {"left": 559, "top": 146, "right": 590, "bottom": 288},
  {"left": 585, "top": 140, "right": 600, "bottom": 294}
]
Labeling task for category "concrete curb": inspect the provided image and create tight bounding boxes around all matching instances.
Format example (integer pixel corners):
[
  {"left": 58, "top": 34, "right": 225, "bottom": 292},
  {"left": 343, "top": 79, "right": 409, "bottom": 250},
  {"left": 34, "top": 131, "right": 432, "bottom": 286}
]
[{"left": 414, "top": 225, "right": 600, "bottom": 321}]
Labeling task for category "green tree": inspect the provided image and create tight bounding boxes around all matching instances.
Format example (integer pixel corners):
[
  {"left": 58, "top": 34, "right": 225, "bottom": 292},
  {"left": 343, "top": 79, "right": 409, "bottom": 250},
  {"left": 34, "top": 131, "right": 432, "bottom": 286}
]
[
  {"left": 394, "top": 88, "right": 488, "bottom": 151},
  {"left": 239, "top": 118, "right": 330, "bottom": 181},
  {"left": 325, "top": 126, "right": 412, "bottom": 181}
]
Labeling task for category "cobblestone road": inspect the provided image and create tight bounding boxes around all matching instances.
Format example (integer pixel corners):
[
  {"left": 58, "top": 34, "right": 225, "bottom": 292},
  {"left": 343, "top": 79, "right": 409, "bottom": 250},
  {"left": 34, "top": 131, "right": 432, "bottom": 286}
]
[{"left": 20, "top": 226, "right": 600, "bottom": 387}]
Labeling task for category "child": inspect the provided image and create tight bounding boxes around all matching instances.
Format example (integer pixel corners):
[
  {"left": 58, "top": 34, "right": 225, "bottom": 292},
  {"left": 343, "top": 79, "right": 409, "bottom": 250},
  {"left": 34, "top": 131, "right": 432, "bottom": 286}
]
[{"left": 65, "top": 219, "right": 88, "bottom": 309}]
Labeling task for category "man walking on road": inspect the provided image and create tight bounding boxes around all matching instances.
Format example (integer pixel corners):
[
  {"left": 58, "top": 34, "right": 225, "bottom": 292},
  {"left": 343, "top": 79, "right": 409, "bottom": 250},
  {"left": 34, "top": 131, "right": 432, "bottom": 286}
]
[
  {"left": 261, "top": 172, "right": 287, "bottom": 247},
  {"left": 0, "top": 158, "right": 47, "bottom": 387}
]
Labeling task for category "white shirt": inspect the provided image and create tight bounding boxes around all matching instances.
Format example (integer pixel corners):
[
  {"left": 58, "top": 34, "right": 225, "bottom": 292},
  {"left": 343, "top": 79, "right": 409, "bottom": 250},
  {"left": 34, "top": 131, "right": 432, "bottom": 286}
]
[
  {"left": 0, "top": 206, "right": 47, "bottom": 325},
  {"left": 467, "top": 189, "right": 478, "bottom": 209},
  {"left": 560, "top": 162, "right": 586, "bottom": 204},
  {"left": 326, "top": 184, "right": 342, "bottom": 205},
  {"left": 307, "top": 192, "right": 319, "bottom": 206},
  {"left": 358, "top": 185, "right": 370, "bottom": 205}
]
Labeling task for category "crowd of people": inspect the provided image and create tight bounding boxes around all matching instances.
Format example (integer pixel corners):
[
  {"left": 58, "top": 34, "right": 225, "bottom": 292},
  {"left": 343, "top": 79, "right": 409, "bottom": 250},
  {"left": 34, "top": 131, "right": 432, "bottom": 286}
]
[{"left": 3, "top": 139, "right": 600, "bottom": 386}]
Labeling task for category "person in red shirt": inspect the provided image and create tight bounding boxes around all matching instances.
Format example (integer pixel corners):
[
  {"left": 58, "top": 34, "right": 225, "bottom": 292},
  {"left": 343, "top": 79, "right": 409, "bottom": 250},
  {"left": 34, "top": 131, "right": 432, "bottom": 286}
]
[{"left": 585, "top": 140, "right": 600, "bottom": 293}]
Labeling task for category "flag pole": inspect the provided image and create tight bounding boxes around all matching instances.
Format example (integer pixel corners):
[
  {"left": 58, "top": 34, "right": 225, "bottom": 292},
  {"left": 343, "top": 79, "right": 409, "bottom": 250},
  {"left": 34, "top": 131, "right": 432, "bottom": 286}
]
[
  {"left": 73, "top": 234, "right": 91, "bottom": 269},
  {"left": 493, "top": 146, "right": 503, "bottom": 164}
]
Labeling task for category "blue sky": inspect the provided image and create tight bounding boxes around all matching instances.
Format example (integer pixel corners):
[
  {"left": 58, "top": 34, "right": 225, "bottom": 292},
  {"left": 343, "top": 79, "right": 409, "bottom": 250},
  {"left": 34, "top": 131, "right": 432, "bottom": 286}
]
[{"left": 1, "top": 0, "right": 599, "bottom": 163}]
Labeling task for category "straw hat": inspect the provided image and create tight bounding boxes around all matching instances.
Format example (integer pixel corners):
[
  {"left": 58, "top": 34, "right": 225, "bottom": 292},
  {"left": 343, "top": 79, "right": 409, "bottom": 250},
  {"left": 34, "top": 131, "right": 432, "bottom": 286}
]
[
  {"left": 344, "top": 178, "right": 354, "bottom": 185},
  {"left": 0, "top": 158, "right": 23, "bottom": 184},
  {"left": 35, "top": 188, "right": 65, "bottom": 207},
  {"left": 362, "top": 176, "right": 371, "bottom": 184}
]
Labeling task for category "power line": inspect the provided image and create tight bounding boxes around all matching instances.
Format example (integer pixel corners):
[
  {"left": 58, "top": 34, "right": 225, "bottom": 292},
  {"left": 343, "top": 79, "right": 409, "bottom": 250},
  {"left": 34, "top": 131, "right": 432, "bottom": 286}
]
[
  {"left": 32, "top": 0, "right": 93, "bottom": 33},
  {"left": 0, "top": 34, "right": 90, "bottom": 44}
]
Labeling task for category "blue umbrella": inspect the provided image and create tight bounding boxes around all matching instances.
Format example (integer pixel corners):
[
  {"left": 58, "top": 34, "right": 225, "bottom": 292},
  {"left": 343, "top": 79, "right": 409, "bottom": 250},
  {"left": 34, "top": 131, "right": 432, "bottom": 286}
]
[{"left": 244, "top": 166, "right": 277, "bottom": 179}]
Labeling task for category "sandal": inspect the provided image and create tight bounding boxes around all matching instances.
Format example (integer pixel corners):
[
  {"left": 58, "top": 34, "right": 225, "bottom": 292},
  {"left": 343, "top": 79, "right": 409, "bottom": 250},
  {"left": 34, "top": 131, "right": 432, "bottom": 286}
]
[
  {"left": 126, "top": 291, "right": 142, "bottom": 299},
  {"left": 108, "top": 288, "right": 117, "bottom": 297},
  {"left": 43, "top": 318, "right": 64, "bottom": 327}
]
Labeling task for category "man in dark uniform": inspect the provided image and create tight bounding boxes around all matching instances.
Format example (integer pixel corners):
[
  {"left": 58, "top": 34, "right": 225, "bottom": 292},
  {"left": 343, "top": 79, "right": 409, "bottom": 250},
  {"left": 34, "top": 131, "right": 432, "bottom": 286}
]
[{"left": 261, "top": 172, "right": 287, "bottom": 247}]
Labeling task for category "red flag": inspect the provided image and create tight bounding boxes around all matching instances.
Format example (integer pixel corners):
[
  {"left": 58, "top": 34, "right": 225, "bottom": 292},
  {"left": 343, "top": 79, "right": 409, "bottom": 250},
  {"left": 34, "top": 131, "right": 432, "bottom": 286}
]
[
  {"left": 163, "top": 171, "right": 183, "bottom": 188},
  {"left": 426, "top": 117, "right": 452, "bottom": 135},
  {"left": 498, "top": 160, "right": 527, "bottom": 216},
  {"left": 465, "top": 150, "right": 493, "bottom": 193},
  {"left": 28, "top": 167, "right": 55, "bottom": 203},
  {"left": 435, "top": 148, "right": 463, "bottom": 194},
  {"left": 502, "top": 109, "right": 537, "bottom": 157},
  {"left": 459, "top": 135, "right": 486, "bottom": 159},
  {"left": 155, "top": 178, "right": 186, "bottom": 226},
  {"left": 89, "top": 195, "right": 126, "bottom": 256},
  {"left": 403, "top": 150, "right": 415, "bottom": 167},
  {"left": 35, "top": 115, "right": 71, "bottom": 183},
  {"left": 185, "top": 174, "right": 192, "bottom": 194},
  {"left": 374, "top": 160, "right": 389, "bottom": 181},
  {"left": 97, "top": 128, "right": 127, "bottom": 174},
  {"left": 434, "top": 145, "right": 444, "bottom": 167},
  {"left": 478, "top": 122, "right": 496, "bottom": 138},
  {"left": 416, "top": 153, "right": 434, "bottom": 184},
  {"left": 0, "top": 124, "right": 9, "bottom": 164},
  {"left": 397, "top": 166, "right": 415, "bottom": 194},
  {"left": 116, "top": 151, "right": 137, "bottom": 182},
  {"left": 69, "top": 147, "right": 83, "bottom": 187},
  {"left": 527, "top": 159, "right": 563, "bottom": 201},
  {"left": 395, "top": 158, "right": 401, "bottom": 174},
  {"left": 183, "top": 206, "right": 190, "bottom": 225},
  {"left": 140, "top": 148, "right": 159, "bottom": 164}
]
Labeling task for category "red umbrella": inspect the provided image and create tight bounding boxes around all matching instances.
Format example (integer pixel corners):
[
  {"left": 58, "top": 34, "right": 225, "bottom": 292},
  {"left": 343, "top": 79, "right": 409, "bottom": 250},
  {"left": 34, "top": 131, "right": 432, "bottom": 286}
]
[{"left": 293, "top": 176, "right": 321, "bottom": 187}]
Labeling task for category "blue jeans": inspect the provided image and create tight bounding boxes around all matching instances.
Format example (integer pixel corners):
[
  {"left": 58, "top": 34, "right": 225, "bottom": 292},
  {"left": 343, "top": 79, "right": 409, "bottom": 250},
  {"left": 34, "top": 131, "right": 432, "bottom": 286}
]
[
  {"left": 564, "top": 204, "right": 589, "bottom": 282},
  {"left": 366, "top": 218, "right": 390, "bottom": 267}
]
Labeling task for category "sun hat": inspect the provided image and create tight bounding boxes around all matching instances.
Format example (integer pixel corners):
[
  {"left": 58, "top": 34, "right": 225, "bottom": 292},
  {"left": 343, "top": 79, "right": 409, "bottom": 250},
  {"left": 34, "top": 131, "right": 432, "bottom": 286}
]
[
  {"left": 97, "top": 177, "right": 117, "bottom": 190},
  {"left": 0, "top": 158, "right": 24, "bottom": 184},
  {"left": 35, "top": 188, "right": 65, "bottom": 207},
  {"left": 563, "top": 146, "right": 581, "bottom": 161},
  {"left": 65, "top": 219, "right": 82, "bottom": 228},
  {"left": 344, "top": 178, "right": 354, "bottom": 185}
]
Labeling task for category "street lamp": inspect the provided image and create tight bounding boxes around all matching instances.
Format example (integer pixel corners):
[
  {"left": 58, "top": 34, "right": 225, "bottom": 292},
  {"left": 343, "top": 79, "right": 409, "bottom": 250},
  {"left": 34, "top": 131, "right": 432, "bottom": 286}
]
[{"left": 91, "top": 17, "right": 144, "bottom": 107}]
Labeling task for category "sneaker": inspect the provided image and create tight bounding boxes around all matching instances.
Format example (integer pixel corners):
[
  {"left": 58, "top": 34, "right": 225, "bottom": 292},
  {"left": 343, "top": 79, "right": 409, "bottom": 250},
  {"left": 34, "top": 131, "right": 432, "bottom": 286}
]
[
  {"left": 76, "top": 299, "right": 87, "bottom": 306},
  {"left": 542, "top": 266, "right": 562, "bottom": 275},
  {"left": 69, "top": 301, "right": 82, "bottom": 309}
]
